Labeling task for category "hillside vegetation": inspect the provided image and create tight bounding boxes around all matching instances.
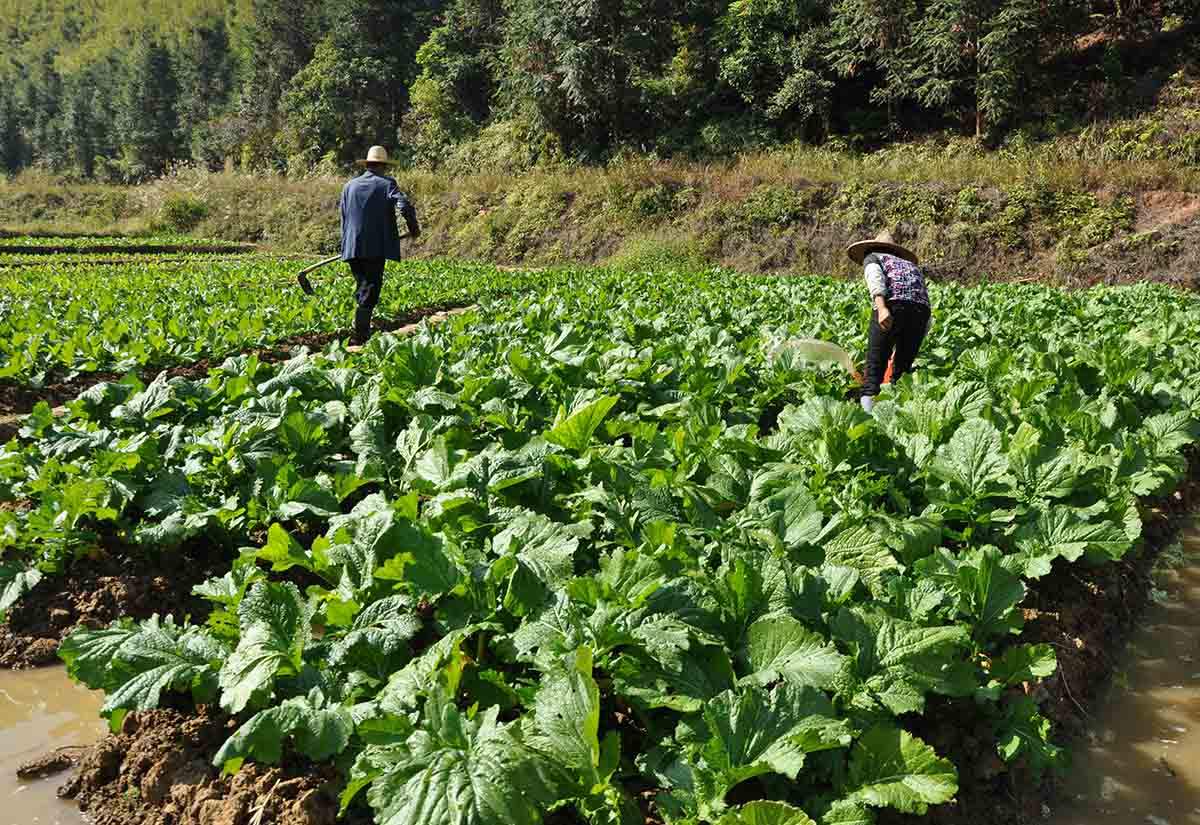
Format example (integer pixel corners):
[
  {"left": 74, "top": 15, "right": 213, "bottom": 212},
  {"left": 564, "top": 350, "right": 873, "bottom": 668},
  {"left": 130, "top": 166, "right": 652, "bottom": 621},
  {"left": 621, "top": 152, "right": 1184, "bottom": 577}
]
[{"left": 1, "top": 0, "right": 1198, "bottom": 179}]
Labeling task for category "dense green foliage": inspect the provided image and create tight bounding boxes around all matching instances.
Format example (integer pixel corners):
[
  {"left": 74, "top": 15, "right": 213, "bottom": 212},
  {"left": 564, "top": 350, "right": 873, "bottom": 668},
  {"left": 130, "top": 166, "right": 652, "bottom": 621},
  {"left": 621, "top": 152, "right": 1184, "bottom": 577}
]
[
  {"left": 0, "top": 234, "right": 245, "bottom": 249},
  {"left": 0, "top": 257, "right": 540, "bottom": 384},
  {"left": 2, "top": 262, "right": 1197, "bottom": 823},
  {"left": 2, "top": 0, "right": 1197, "bottom": 177}
]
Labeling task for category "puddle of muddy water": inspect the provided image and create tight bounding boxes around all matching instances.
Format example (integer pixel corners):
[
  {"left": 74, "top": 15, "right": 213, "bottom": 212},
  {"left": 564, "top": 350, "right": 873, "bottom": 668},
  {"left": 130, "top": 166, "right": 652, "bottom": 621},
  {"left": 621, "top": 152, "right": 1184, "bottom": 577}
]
[
  {"left": 0, "top": 667, "right": 103, "bottom": 825},
  {"left": 1051, "top": 531, "right": 1200, "bottom": 825}
]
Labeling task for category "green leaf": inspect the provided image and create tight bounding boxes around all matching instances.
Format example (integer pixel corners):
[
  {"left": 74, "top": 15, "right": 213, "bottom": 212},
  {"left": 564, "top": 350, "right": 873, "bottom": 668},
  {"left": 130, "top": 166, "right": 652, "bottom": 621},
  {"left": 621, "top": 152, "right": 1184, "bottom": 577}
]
[
  {"left": 745, "top": 471, "right": 825, "bottom": 550},
  {"left": 741, "top": 615, "right": 847, "bottom": 690},
  {"left": 846, "top": 725, "right": 957, "bottom": 814},
  {"left": 694, "top": 683, "right": 850, "bottom": 814},
  {"left": 365, "top": 707, "right": 551, "bottom": 825},
  {"left": 255, "top": 523, "right": 320, "bottom": 574},
  {"left": 493, "top": 512, "right": 581, "bottom": 616},
  {"left": 1014, "top": 506, "right": 1132, "bottom": 577},
  {"left": 60, "top": 624, "right": 142, "bottom": 691},
  {"left": 718, "top": 801, "right": 817, "bottom": 825},
  {"left": 988, "top": 643, "right": 1056, "bottom": 687},
  {"left": 528, "top": 647, "right": 606, "bottom": 790},
  {"left": 822, "top": 525, "right": 900, "bottom": 596},
  {"left": 546, "top": 395, "right": 618, "bottom": 452},
  {"left": 955, "top": 546, "right": 1026, "bottom": 638},
  {"left": 214, "top": 692, "right": 354, "bottom": 773},
  {"left": 994, "top": 695, "right": 1063, "bottom": 777},
  {"left": 928, "top": 419, "right": 1009, "bottom": 498},
  {"left": 821, "top": 799, "right": 875, "bottom": 825},
  {"left": 0, "top": 562, "right": 42, "bottom": 619},
  {"left": 218, "top": 582, "right": 313, "bottom": 713},
  {"left": 373, "top": 522, "right": 462, "bottom": 598},
  {"left": 831, "top": 608, "right": 972, "bottom": 715}
]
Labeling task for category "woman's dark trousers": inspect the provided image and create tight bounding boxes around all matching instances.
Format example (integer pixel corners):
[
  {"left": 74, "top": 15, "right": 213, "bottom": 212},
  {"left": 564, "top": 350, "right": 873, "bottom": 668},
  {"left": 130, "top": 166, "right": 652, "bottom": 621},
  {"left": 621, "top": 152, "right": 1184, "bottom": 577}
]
[
  {"left": 863, "top": 299, "right": 931, "bottom": 397},
  {"left": 349, "top": 257, "right": 385, "bottom": 343}
]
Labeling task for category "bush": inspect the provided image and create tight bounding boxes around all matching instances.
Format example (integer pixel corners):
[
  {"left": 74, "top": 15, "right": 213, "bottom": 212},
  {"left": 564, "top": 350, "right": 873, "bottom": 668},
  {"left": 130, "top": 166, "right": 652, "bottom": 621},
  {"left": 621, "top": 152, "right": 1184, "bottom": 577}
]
[
  {"left": 606, "top": 233, "right": 709, "bottom": 272},
  {"left": 159, "top": 194, "right": 209, "bottom": 232}
]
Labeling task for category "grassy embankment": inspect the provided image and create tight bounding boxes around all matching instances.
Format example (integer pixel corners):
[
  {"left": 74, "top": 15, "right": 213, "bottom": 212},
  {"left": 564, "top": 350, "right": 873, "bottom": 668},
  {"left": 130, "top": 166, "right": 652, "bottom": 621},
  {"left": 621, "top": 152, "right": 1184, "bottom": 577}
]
[{"left": 2, "top": 56, "right": 1198, "bottom": 286}]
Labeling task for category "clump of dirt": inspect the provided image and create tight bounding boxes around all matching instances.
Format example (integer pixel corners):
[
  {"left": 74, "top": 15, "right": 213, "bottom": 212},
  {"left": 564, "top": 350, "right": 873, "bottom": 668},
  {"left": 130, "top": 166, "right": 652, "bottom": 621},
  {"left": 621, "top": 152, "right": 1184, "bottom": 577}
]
[
  {"left": 58, "top": 707, "right": 368, "bottom": 825},
  {"left": 17, "top": 747, "right": 86, "bottom": 780},
  {"left": 0, "top": 539, "right": 227, "bottom": 668}
]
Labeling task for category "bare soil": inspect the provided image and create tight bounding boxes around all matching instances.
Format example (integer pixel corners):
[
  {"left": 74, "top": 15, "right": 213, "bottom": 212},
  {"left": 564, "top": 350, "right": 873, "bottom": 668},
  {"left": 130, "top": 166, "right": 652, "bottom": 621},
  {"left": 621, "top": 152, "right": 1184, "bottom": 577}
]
[
  {"left": 0, "top": 538, "right": 227, "bottom": 668},
  {"left": 56, "top": 706, "right": 371, "bottom": 825}
]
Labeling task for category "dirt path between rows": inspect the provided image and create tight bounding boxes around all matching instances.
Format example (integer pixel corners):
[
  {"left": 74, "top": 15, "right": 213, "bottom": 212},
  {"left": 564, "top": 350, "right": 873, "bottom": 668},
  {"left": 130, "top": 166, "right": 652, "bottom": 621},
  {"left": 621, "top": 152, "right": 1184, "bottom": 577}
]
[
  {"left": 0, "top": 304, "right": 475, "bottom": 441},
  {"left": 0, "top": 539, "right": 228, "bottom": 669}
]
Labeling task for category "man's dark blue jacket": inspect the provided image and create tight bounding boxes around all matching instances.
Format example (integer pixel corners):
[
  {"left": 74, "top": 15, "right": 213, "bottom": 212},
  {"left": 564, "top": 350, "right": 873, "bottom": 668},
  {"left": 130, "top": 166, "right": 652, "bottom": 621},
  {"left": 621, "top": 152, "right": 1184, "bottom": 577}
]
[{"left": 339, "top": 170, "right": 420, "bottom": 262}]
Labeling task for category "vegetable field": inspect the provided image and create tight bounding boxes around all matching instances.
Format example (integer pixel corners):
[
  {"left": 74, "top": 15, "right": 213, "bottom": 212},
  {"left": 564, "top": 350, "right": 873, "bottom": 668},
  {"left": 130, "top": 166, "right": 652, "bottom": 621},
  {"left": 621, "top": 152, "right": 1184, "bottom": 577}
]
[
  {"left": 0, "top": 258, "right": 542, "bottom": 384},
  {"left": 3, "top": 259, "right": 1200, "bottom": 825}
]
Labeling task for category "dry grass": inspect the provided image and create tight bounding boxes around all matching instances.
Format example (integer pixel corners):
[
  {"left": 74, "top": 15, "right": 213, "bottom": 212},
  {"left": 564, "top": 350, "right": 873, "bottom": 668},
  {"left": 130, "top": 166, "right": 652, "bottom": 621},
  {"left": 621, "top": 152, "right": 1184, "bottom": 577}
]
[{"left": 1, "top": 139, "right": 1197, "bottom": 286}]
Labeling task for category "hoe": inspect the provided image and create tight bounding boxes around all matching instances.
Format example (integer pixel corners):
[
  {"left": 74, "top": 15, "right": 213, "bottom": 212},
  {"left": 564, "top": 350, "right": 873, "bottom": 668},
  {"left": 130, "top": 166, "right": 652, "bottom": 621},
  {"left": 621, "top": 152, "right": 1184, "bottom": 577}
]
[{"left": 295, "top": 232, "right": 412, "bottom": 295}]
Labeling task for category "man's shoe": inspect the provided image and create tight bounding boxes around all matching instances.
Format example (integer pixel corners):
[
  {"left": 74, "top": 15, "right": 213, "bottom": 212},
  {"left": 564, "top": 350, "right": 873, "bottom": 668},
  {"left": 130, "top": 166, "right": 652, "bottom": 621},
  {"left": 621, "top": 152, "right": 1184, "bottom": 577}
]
[{"left": 347, "top": 344, "right": 364, "bottom": 354}]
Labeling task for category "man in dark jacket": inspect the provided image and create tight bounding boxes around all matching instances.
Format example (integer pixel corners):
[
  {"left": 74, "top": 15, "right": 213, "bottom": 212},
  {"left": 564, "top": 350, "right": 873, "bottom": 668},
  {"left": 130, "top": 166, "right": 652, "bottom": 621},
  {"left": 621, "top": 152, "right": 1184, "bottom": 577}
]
[{"left": 340, "top": 145, "right": 421, "bottom": 347}]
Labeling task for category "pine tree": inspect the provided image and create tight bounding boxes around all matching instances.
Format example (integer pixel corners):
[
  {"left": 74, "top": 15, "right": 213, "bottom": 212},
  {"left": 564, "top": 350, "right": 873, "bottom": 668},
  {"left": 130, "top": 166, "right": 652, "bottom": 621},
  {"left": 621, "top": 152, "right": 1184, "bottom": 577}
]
[
  {"left": 828, "top": 0, "right": 922, "bottom": 131},
  {"left": 118, "top": 38, "right": 182, "bottom": 178},
  {"left": 0, "top": 91, "right": 24, "bottom": 174}
]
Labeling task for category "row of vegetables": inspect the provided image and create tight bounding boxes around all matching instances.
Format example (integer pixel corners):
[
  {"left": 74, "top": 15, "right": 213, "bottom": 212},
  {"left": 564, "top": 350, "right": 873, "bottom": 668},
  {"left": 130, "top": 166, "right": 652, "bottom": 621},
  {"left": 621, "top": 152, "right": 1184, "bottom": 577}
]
[{"left": 2, "top": 263, "right": 1199, "bottom": 824}]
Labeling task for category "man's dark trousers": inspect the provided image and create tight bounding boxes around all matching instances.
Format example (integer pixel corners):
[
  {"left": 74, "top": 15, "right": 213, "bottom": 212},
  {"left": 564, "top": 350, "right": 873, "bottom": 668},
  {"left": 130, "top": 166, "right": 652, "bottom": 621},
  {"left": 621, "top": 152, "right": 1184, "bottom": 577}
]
[
  {"left": 349, "top": 257, "right": 385, "bottom": 343},
  {"left": 863, "top": 300, "right": 930, "bottom": 396}
]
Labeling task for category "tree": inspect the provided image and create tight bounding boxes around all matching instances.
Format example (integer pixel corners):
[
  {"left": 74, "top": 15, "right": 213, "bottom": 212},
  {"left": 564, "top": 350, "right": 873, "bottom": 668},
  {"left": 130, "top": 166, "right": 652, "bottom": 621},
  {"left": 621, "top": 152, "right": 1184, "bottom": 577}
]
[
  {"left": 0, "top": 91, "right": 25, "bottom": 174},
  {"left": 909, "top": 0, "right": 1085, "bottom": 137},
  {"left": 828, "top": 0, "right": 921, "bottom": 130},
  {"left": 177, "top": 19, "right": 237, "bottom": 166},
  {"left": 499, "top": 0, "right": 682, "bottom": 157},
  {"left": 715, "top": 0, "right": 834, "bottom": 138},
  {"left": 64, "top": 77, "right": 96, "bottom": 177},
  {"left": 117, "top": 38, "right": 182, "bottom": 178},
  {"left": 404, "top": 0, "right": 503, "bottom": 164}
]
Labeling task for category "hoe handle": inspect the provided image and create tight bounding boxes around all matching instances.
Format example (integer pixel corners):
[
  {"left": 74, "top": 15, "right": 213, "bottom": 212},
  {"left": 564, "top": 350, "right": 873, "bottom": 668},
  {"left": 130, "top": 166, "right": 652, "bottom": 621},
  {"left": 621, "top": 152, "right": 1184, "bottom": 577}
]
[{"left": 298, "top": 254, "right": 343, "bottom": 277}]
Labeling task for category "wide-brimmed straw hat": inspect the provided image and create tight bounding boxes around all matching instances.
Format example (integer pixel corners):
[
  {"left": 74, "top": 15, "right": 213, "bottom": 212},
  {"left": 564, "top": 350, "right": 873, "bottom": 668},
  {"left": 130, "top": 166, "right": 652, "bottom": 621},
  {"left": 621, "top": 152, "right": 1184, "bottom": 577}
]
[
  {"left": 846, "top": 231, "right": 918, "bottom": 265},
  {"left": 356, "top": 145, "right": 396, "bottom": 166}
]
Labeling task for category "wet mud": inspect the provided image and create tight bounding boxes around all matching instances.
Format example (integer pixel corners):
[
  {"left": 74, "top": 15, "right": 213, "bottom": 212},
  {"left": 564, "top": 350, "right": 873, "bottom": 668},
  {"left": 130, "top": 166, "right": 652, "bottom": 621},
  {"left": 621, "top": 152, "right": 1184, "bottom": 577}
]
[
  {"left": 0, "top": 667, "right": 102, "bottom": 825},
  {"left": 1050, "top": 538, "right": 1200, "bottom": 825}
]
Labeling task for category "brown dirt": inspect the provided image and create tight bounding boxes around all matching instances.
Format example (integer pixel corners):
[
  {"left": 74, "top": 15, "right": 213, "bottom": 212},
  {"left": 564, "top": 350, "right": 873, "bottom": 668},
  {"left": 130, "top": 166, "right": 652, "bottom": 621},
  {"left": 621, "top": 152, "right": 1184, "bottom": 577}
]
[
  {"left": 58, "top": 707, "right": 370, "bottom": 825},
  {"left": 17, "top": 746, "right": 87, "bottom": 779},
  {"left": 0, "top": 538, "right": 227, "bottom": 668},
  {"left": 1135, "top": 190, "right": 1200, "bottom": 234}
]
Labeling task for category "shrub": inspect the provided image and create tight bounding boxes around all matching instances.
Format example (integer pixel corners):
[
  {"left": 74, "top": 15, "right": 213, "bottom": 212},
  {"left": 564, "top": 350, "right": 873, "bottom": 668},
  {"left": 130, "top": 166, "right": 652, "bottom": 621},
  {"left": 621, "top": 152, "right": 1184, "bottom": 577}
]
[{"left": 159, "top": 194, "right": 209, "bottom": 232}]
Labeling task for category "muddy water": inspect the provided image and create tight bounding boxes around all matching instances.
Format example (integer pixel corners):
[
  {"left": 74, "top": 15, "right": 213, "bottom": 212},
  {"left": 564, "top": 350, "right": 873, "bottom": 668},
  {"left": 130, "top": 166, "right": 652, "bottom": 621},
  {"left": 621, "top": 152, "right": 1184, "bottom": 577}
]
[
  {"left": 1051, "top": 533, "right": 1200, "bottom": 825},
  {"left": 0, "top": 668, "right": 102, "bottom": 825}
]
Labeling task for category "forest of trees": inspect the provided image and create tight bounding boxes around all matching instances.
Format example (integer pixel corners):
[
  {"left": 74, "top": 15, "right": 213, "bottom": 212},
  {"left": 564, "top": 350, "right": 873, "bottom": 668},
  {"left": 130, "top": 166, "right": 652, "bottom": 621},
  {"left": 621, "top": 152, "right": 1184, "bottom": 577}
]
[{"left": 0, "top": 0, "right": 1195, "bottom": 179}]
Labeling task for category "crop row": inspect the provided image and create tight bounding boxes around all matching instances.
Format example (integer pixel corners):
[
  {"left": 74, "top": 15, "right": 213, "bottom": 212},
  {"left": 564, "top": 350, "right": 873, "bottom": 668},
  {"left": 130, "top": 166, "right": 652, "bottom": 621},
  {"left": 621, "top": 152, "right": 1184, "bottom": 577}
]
[
  {"left": 0, "top": 234, "right": 246, "bottom": 249},
  {"left": 0, "top": 258, "right": 549, "bottom": 385},
  {"left": 3, "top": 267, "right": 1200, "bottom": 825}
]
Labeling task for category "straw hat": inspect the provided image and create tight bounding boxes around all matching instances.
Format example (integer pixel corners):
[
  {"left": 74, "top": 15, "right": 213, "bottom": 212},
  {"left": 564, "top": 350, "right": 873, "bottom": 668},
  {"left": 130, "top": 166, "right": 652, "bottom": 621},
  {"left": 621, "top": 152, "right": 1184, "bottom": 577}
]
[
  {"left": 846, "top": 230, "right": 918, "bottom": 265},
  {"left": 356, "top": 145, "right": 396, "bottom": 166}
]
